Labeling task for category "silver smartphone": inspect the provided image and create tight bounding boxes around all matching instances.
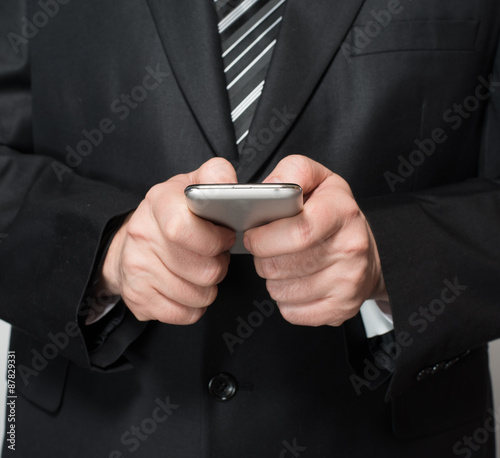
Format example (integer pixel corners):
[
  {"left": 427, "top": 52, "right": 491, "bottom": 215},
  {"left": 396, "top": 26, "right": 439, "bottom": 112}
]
[{"left": 184, "top": 183, "right": 303, "bottom": 253}]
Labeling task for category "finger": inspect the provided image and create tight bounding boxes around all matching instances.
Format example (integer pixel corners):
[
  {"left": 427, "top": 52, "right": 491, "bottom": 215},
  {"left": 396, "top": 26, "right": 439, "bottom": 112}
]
[
  {"left": 144, "top": 185, "right": 235, "bottom": 256},
  {"left": 265, "top": 256, "right": 368, "bottom": 305},
  {"left": 253, "top": 209, "right": 370, "bottom": 281},
  {"left": 262, "top": 155, "right": 332, "bottom": 196},
  {"left": 122, "top": 252, "right": 219, "bottom": 309},
  {"left": 150, "top": 157, "right": 238, "bottom": 208},
  {"left": 192, "top": 157, "right": 238, "bottom": 184},
  {"left": 119, "top": 256, "right": 209, "bottom": 325},
  {"left": 245, "top": 183, "right": 354, "bottom": 257},
  {"left": 278, "top": 299, "right": 360, "bottom": 327},
  {"left": 152, "top": 272, "right": 218, "bottom": 309},
  {"left": 163, "top": 205, "right": 236, "bottom": 256},
  {"left": 267, "top": 275, "right": 332, "bottom": 305},
  {"left": 169, "top": 157, "right": 238, "bottom": 253},
  {"left": 152, "top": 301, "right": 207, "bottom": 326},
  {"left": 126, "top": 287, "right": 207, "bottom": 325},
  {"left": 253, "top": 244, "right": 332, "bottom": 280},
  {"left": 156, "top": 242, "right": 231, "bottom": 287}
]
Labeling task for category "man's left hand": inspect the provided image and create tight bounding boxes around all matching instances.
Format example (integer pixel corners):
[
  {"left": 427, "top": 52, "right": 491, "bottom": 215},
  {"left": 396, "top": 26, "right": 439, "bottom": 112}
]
[{"left": 244, "top": 155, "right": 388, "bottom": 327}]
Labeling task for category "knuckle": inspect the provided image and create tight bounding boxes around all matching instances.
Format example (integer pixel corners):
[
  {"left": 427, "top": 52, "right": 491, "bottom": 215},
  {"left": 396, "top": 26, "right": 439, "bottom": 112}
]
[
  {"left": 121, "top": 283, "right": 147, "bottom": 311},
  {"left": 199, "top": 260, "right": 227, "bottom": 286},
  {"left": 158, "top": 305, "right": 205, "bottom": 325},
  {"left": 144, "top": 183, "right": 165, "bottom": 208},
  {"left": 289, "top": 305, "right": 324, "bottom": 327},
  {"left": 257, "top": 257, "right": 279, "bottom": 279},
  {"left": 170, "top": 280, "right": 216, "bottom": 309},
  {"left": 293, "top": 217, "right": 314, "bottom": 250},
  {"left": 120, "top": 249, "right": 144, "bottom": 275},
  {"left": 266, "top": 280, "right": 285, "bottom": 302},
  {"left": 280, "top": 299, "right": 354, "bottom": 328},
  {"left": 199, "top": 285, "right": 218, "bottom": 307},
  {"left": 145, "top": 184, "right": 159, "bottom": 202},
  {"left": 279, "top": 306, "right": 306, "bottom": 326},
  {"left": 343, "top": 201, "right": 362, "bottom": 223},
  {"left": 164, "top": 211, "right": 189, "bottom": 245},
  {"left": 183, "top": 307, "right": 206, "bottom": 325},
  {"left": 126, "top": 216, "right": 147, "bottom": 242},
  {"left": 202, "top": 157, "right": 234, "bottom": 181},
  {"left": 344, "top": 232, "right": 370, "bottom": 256},
  {"left": 130, "top": 309, "right": 150, "bottom": 322},
  {"left": 201, "top": 234, "right": 227, "bottom": 257},
  {"left": 303, "top": 314, "right": 325, "bottom": 327},
  {"left": 285, "top": 155, "right": 313, "bottom": 182},
  {"left": 196, "top": 227, "right": 234, "bottom": 257}
]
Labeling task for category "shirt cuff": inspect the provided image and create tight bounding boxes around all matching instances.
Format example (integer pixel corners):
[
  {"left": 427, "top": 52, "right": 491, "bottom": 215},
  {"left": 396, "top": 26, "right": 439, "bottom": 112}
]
[
  {"left": 359, "top": 299, "right": 394, "bottom": 338},
  {"left": 85, "top": 295, "right": 121, "bottom": 325}
]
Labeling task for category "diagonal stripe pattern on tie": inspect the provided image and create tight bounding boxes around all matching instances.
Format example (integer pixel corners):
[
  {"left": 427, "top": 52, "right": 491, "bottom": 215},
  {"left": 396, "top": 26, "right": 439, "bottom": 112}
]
[{"left": 214, "top": 0, "right": 287, "bottom": 150}]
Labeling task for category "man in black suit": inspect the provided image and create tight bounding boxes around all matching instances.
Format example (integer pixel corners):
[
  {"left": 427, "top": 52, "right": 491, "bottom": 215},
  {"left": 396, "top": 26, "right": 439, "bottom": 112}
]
[{"left": 1, "top": 0, "right": 500, "bottom": 457}]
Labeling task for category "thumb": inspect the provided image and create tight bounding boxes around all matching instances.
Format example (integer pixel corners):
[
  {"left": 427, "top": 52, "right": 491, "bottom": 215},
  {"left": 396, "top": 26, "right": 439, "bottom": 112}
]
[
  {"left": 192, "top": 157, "right": 238, "bottom": 184},
  {"left": 262, "top": 155, "right": 331, "bottom": 195}
]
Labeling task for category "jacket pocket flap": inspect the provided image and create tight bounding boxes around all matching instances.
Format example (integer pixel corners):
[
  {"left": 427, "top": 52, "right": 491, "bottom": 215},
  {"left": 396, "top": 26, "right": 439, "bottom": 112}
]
[
  {"left": 346, "top": 20, "right": 478, "bottom": 57},
  {"left": 390, "top": 346, "right": 489, "bottom": 439}
]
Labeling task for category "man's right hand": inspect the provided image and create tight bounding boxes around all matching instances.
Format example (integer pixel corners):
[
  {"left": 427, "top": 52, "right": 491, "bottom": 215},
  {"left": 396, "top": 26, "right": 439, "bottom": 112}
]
[{"left": 99, "top": 158, "right": 237, "bottom": 324}]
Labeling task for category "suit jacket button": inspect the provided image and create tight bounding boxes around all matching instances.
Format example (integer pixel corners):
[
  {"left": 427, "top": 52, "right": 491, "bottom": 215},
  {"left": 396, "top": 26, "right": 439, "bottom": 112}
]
[
  {"left": 431, "top": 362, "right": 446, "bottom": 374},
  {"left": 208, "top": 373, "right": 238, "bottom": 401},
  {"left": 416, "top": 368, "right": 430, "bottom": 381}
]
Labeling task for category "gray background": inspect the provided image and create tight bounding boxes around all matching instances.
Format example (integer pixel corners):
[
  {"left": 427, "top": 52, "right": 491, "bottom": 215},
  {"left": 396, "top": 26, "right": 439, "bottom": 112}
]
[{"left": 1, "top": 319, "right": 500, "bottom": 453}]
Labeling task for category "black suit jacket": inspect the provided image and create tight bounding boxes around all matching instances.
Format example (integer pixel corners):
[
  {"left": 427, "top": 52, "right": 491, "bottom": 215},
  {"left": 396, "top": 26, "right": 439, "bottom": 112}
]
[{"left": 1, "top": 0, "right": 500, "bottom": 456}]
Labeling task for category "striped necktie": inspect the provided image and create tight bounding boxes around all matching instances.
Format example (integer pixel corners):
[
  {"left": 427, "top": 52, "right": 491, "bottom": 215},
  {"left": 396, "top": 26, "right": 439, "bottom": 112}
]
[{"left": 214, "top": 0, "right": 287, "bottom": 152}]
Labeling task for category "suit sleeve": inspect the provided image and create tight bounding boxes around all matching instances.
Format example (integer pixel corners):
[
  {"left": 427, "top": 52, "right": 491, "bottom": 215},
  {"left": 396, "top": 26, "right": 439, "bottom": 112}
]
[
  {"left": 357, "top": 42, "right": 500, "bottom": 400},
  {"left": 0, "top": 2, "right": 147, "bottom": 370}
]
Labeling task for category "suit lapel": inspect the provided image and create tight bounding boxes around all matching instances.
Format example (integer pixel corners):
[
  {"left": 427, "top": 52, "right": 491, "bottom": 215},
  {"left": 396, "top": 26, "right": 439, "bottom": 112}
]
[
  {"left": 145, "top": 0, "right": 239, "bottom": 163},
  {"left": 237, "top": 0, "right": 365, "bottom": 182}
]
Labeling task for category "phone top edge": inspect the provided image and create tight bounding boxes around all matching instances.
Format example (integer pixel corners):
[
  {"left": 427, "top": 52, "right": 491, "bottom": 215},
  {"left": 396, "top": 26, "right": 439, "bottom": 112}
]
[{"left": 185, "top": 183, "right": 302, "bottom": 195}]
